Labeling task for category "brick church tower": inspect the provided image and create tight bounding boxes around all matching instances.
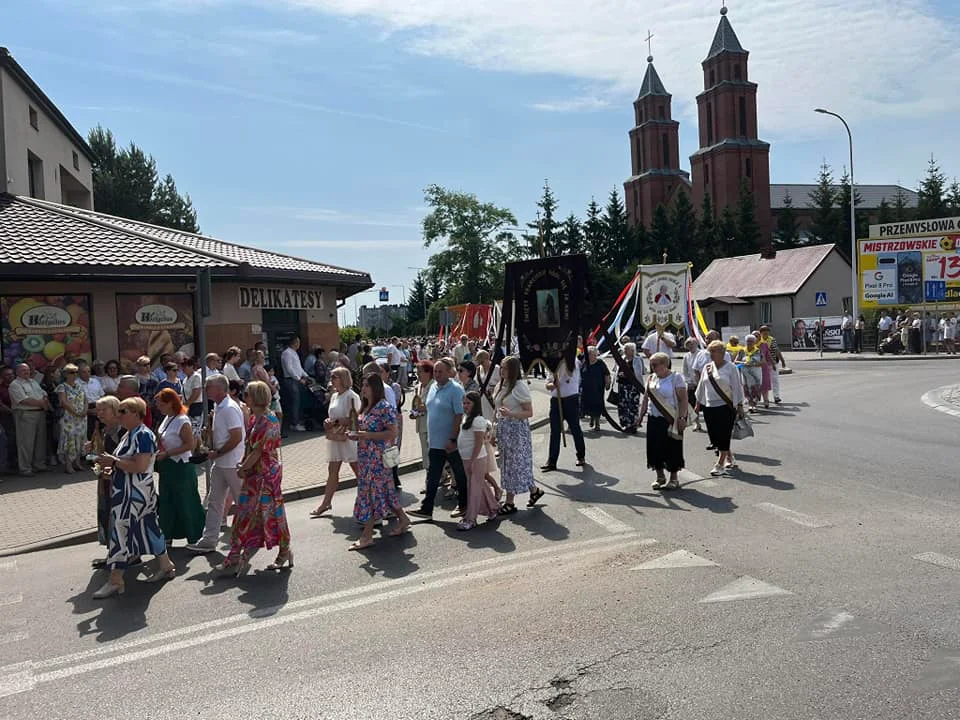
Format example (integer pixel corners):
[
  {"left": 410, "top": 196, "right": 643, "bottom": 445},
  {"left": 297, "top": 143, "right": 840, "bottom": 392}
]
[
  {"left": 624, "top": 53, "right": 690, "bottom": 228},
  {"left": 690, "top": 6, "right": 772, "bottom": 245}
]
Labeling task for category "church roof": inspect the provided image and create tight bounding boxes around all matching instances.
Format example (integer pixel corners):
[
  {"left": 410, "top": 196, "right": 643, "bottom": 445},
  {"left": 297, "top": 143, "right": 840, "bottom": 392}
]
[
  {"left": 705, "top": 13, "right": 747, "bottom": 61},
  {"left": 638, "top": 60, "right": 669, "bottom": 98}
]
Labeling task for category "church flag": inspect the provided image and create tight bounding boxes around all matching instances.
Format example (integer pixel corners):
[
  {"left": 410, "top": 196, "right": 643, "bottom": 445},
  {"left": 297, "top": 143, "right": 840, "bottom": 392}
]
[{"left": 639, "top": 263, "right": 689, "bottom": 329}]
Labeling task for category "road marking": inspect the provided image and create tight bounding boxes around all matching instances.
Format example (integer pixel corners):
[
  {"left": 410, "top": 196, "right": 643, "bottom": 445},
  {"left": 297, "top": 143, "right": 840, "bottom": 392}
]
[
  {"left": 0, "top": 533, "right": 657, "bottom": 697},
  {"left": 578, "top": 506, "right": 633, "bottom": 534},
  {"left": 755, "top": 502, "right": 830, "bottom": 528},
  {"left": 913, "top": 552, "right": 960, "bottom": 571},
  {"left": 0, "top": 594, "right": 22, "bottom": 607},
  {"left": 698, "top": 576, "right": 793, "bottom": 604},
  {"left": 631, "top": 549, "right": 717, "bottom": 570},
  {"left": 796, "top": 609, "right": 883, "bottom": 641},
  {"left": 921, "top": 387, "right": 960, "bottom": 419}
]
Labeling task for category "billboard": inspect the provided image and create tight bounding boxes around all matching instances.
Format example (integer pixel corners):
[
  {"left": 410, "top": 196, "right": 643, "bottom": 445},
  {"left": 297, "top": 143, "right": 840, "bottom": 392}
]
[
  {"left": 1, "top": 294, "right": 93, "bottom": 372},
  {"left": 859, "top": 236, "right": 960, "bottom": 308},
  {"left": 791, "top": 316, "right": 843, "bottom": 351},
  {"left": 115, "top": 294, "right": 196, "bottom": 373}
]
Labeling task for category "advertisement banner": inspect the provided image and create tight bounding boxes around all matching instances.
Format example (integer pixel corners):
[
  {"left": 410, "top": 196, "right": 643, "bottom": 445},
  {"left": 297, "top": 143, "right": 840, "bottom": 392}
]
[
  {"left": 1, "top": 295, "right": 93, "bottom": 372},
  {"left": 115, "top": 294, "right": 196, "bottom": 373},
  {"left": 791, "top": 316, "right": 843, "bottom": 351},
  {"left": 859, "top": 236, "right": 960, "bottom": 308},
  {"left": 639, "top": 263, "right": 688, "bottom": 328},
  {"left": 503, "top": 255, "right": 587, "bottom": 373}
]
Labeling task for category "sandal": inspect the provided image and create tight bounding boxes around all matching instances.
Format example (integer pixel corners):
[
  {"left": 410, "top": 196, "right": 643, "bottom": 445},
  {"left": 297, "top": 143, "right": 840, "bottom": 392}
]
[
  {"left": 663, "top": 478, "right": 680, "bottom": 491},
  {"left": 388, "top": 522, "right": 411, "bottom": 537},
  {"left": 348, "top": 539, "right": 374, "bottom": 551},
  {"left": 456, "top": 520, "right": 475, "bottom": 531},
  {"left": 499, "top": 502, "right": 518, "bottom": 515},
  {"left": 309, "top": 505, "right": 331, "bottom": 518},
  {"left": 527, "top": 488, "right": 545, "bottom": 507},
  {"left": 652, "top": 477, "right": 666, "bottom": 490}
]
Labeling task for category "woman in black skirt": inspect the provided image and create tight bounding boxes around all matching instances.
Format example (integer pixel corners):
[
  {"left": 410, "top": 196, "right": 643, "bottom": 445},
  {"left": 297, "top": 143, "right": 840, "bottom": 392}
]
[
  {"left": 694, "top": 340, "right": 745, "bottom": 477},
  {"left": 639, "top": 352, "right": 689, "bottom": 491}
]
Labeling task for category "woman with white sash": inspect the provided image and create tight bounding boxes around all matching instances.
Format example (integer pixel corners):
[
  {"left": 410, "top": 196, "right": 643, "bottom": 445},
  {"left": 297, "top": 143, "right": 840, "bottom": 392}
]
[
  {"left": 695, "top": 340, "right": 745, "bottom": 476},
  {"left": 639, "top": 352, "right": 688, "bottom": 491}
]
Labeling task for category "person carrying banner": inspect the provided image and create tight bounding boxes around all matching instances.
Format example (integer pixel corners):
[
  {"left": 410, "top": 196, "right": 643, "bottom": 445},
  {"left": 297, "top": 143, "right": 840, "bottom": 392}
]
[
  {"left": 641, "top": 325, "right": 677, "bottom": 361},
  {"left": 639, "top": 352, "right": 688, "bottom": 490},
  {"left": 542, "top": 357, "right": 586, "bottom": 472}
]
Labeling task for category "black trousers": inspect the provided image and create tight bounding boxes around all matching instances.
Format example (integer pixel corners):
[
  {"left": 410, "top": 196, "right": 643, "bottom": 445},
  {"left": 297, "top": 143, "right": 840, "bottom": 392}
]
[
  {"left": 422, "top": 447, "right": 468, "bottom": 513},
  {"left": 548, "top": 394, "right": 586, "bottom": 464},
  {"left": 702, "top": 405, "right": 735, "bottom": 453}
]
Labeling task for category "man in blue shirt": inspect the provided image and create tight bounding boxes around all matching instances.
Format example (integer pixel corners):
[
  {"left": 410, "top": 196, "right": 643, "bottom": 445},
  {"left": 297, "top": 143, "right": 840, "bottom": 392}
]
[{"left": 409, "top": 357, "right": 469, "bottom": 519}]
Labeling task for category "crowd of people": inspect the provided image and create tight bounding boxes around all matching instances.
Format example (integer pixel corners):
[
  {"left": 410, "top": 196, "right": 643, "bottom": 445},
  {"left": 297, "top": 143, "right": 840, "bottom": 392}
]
[{"left": 0, "top": 324, "right": 795, "bottom": 600}]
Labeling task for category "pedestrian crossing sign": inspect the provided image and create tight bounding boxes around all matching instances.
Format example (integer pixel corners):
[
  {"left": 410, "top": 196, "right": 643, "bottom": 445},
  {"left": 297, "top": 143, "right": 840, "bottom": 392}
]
[{"left": 815, "top": 292, "right": 828, "bottom": 308}]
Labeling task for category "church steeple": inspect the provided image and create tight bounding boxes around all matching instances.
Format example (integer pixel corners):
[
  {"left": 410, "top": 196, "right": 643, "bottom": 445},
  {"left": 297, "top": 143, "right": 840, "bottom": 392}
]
[
  {"left": 690, "top": 5, "right": 772, "bottom": 246},
  {"left": 624, "top": 41, "right": 690, "bottom": 229}
]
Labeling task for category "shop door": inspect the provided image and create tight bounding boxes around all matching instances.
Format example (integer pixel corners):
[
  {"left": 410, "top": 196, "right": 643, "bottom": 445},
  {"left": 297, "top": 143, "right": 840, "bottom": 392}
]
[{"left": 263, "top": 310, "right": 302, "bottom": 377}]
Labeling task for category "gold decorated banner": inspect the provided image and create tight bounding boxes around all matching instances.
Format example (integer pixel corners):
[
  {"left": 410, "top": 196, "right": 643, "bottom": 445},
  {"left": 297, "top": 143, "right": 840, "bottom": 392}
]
[{"left": 639, "top": 263, "right": 688, "bottom": 328}]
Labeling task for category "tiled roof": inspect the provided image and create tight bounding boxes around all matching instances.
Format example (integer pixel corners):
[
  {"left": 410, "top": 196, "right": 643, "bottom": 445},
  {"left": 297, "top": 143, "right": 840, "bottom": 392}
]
[
  {"left": 2, "top": 195, "right": 372, "bottom": 288},
  {"left": 638, "top": 61, "right": 669, "bottom": 98},
  {"left": 0, "top": 194, "right": 228, "bottom": 269},
  {"left": 705, "top": 13, "right": 747, "bottom": 61},
  {"left": 770, "top": 184, "right": 919, "bottom": 210},
  {"left": 692, "top": 244, "right": 840, "bottom": 299}
]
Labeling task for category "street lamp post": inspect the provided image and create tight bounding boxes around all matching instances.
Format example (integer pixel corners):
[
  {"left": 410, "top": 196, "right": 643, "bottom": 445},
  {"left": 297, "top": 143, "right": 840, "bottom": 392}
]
[{"left": 815, "top": 108, "right": 858, "bottom": 321}]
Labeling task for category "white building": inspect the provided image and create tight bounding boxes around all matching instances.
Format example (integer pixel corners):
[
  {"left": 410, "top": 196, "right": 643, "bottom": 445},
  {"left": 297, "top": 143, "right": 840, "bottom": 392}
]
[
  {"left": 358, "top": 304, "right": 407, "bottom": 333},
  {"left": 0, "top": 47, "right": 94, "bottom": 208}
]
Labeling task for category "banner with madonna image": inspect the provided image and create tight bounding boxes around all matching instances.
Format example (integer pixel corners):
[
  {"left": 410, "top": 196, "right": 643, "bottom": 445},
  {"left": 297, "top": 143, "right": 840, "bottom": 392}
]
[
  {"left": 640, "top": 263, "right": 689, "bottom": 329},
  {"left": 500, "top": 255, "right": 587, "bottom": 374}
]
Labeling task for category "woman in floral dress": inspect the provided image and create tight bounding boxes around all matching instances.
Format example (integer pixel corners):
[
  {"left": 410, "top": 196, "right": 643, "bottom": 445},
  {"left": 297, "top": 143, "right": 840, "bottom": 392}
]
[
  {"left": 215, "top": 381, "right": 292, "bottom": 575},
  {"left": 494, "top": 356, "right": 543, "bottom": 515},
  {"left": 347, "top": 374, "right": 411, "bottom": 551},
  {"left": 56, "top": 364, "right": 87, "bottom": 474}
]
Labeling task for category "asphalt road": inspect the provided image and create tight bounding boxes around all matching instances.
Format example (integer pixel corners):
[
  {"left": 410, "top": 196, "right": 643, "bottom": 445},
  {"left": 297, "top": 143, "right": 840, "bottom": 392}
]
[{"left": 1, "top": 360, "right": 958, "bottom": 720}]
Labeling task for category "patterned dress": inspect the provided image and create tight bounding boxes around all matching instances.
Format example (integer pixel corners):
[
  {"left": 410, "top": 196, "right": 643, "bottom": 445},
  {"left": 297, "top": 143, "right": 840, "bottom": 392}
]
[
  {"left": 225, "top": 412, "right": 290, "bottom": 562},
  {"left": 56, "top": 381, "right": 87, "bottom": 463},
  {"left": 107, "top": 425, "right": 167, "bottom": 569},
  {"left": 353, "top": 400, "right": 401, "bottom": 523},
  {"left": 495, "top": 383, "right": 535, "bottom": 495}
]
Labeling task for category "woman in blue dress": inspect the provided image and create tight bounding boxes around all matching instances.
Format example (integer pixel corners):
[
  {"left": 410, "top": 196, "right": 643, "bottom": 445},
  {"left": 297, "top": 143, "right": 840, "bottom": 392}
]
[{"left": 93, "top": 396, "right": 177, "bottom": 598}]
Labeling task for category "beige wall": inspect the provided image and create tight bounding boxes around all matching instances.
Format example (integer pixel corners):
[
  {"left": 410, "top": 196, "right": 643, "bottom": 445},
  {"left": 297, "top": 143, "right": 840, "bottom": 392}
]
[
  {"left": 0, "top": 67, "right": 93, "bottom": 207},
  {"left": 795, "top": 250, "right": 853, "bottom": 318}
]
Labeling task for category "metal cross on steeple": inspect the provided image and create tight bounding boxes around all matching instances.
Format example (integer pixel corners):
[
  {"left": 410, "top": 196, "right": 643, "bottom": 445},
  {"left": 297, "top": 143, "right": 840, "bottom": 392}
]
[{"left": 645, "top": 30, "right": 655, "bottom": 59}]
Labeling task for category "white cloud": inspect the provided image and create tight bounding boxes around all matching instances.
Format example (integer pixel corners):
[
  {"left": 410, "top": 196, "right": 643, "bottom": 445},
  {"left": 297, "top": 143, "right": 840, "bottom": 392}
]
[
  {"left": 245, "top": 206, "right": 425, "bottom": 228},
  {"left": 278, "top": 239, "right": 424, "bottom": 248},
  {"left": 272, "top": 0, "right": 960, "bottom": 136},
  {"left": 531, "top": 96, "right": 610, "bottom": 113}
]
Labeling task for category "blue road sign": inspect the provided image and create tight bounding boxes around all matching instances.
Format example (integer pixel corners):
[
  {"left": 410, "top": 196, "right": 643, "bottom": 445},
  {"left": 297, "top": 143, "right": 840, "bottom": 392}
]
[
  {"left": 925, "top": 280, "right": 946, "bottom": 302},
  {"left": 379, "top": 287, "right": 389, "bottom": 302},
  {"left": 815, "top": 292, "right": 828, "bottom": 308}
]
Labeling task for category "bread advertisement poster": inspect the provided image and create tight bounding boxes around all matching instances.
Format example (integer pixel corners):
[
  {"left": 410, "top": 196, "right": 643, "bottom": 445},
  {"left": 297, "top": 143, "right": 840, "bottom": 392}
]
[{"left": 116, "top": 294, "right": 195, "bottom": 372}]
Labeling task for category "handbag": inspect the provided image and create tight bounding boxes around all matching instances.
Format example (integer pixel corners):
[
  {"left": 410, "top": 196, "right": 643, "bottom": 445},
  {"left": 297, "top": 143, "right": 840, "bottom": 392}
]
[
  {"left": 383, "top": 445, "right": 400, "bottom": 468},
  {"left": 606, "top": 388, "right": 620, "bottom": 405},
  {"left": 732, "top": 415, "right": 754, "bottom": 440}
]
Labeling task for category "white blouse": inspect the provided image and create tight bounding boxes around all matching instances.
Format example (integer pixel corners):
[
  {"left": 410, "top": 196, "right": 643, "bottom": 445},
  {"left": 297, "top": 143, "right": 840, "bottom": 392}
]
[
  {"left": 158, "top": 414, "right": 193, "bottom": 463},
  {"left": 646, "top": 372, "right": 683, "bottom": 418},
  {"left": 495, "top": 380, "right": 532, "bottom": 416},
  {"left": 695, "top": 361, "right": 745, "bottom": 408},
  {"left": 457, "top": 416, "right": 488, "bottom": 460}
]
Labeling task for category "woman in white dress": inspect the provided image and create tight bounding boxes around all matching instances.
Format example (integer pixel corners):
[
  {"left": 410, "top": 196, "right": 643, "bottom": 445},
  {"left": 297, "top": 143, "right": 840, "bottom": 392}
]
[{"left": 310, "top": 367, "right": 361, "bottom": 517}]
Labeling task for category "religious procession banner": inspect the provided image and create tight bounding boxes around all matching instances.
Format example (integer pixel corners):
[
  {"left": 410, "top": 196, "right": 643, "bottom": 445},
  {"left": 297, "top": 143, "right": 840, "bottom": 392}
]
[
  {"left": 501, "top": 255, "right": 587, "bottom": 373},
  {"left": 639, "top": 263, "right": 689, "bottom": 328},
  {"left": 447, "top": 303, "right": 493, "bottom": 340}
]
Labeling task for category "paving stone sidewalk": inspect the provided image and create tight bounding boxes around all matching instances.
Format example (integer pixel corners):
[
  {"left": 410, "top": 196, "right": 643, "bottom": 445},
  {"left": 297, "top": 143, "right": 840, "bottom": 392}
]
[
  {"left": 939, "top": 384, "right": 960, "bottom": 409},
  {"left": 0, "top": 382, "right": 554, "bottom": 555}
]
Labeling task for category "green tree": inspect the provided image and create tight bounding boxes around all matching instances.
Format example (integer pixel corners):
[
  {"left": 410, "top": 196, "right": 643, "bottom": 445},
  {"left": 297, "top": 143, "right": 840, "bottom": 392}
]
[
  {"left": 525, "top": 180, "right": 561, "bottom": 257},
  {"left": 337, "top": 325, "right": 365, "bottom": 347},
  {"left": 836, "top": 168, "right": 866, "bottom": 255},
  {"left": 558, "top": 213, "right": 584, "bottom": 255},
  {"left": 584, "top": 199, "right": 606, "bottom": 263},
  {"left": 736, "top": 179, "right": 761, "bottom": 255},
  {"left": 947, "top": 179, "right": 960, "bottom": 212},
  {"left": 774, "top": 190, "right": 800, "bottom": 249},
  {"left": 893, "top": 186, "right": 911, "bottom": 221},
  {"left": 632, "top": 220, "right": 652, "bottom": 266},
  {"left": 877, "top": 198, "right": 894, "bottom": 225},
  {"left": 715, "top": 205, "right": 738, "bottom": 257},
  {"left": 808, "top": 161, "right": 838, "bottom": 245},
  {"left": 669, "top": 189, "right": 697, "bottom": 263},
  {"left": 421, "top": 184, "right": 517, "bottom": 304},
  {"left": 406, "top": 272, "right": 428, "bottom": 329},
  {"left": 917, "top": 155, "right": 948, "bottom": 218},
  {"left": 602, "top": 188, "right": 632, "bottom": 271},
  {"left": 427, "top": 271, "right": 444, "bottom": 306},
  {"left": 692, "top": 193, "right": 717, "bottom": 272},
  {"left": 648, "top": 204, "right": 674, "bottom": 263},
  {"left": 88, "top": 125, "right": 199, "bottom": 232}
]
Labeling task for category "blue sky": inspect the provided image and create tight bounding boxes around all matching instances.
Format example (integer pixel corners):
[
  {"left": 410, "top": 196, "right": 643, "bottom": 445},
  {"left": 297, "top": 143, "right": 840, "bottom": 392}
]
[{"left": 8, "top": 0, "right": 960, "bottom": 323}]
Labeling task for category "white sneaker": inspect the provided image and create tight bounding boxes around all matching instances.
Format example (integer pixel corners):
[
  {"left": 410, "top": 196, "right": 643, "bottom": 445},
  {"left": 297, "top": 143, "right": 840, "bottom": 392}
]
[
  {"left": 710, "top": 463, "right": 724, "bottom": 477},
  {"left": 293, "top": 424, "right": 307, "bottom": 432},
  {"left": 186, "top": 540, "right": 217, "bottom": 554}
]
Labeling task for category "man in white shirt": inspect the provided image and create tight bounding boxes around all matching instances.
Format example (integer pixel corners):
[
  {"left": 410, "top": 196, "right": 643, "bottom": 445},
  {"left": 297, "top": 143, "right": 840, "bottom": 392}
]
[
  {"left": 693, "top": 330, "right": 732, "bottom": 376},
  {"left": 9, "top": 363, "right": 50, "bottom": 475},
  {"left": 542, "top": 357, "right": 586, "bottom": 471},
  {"left": 204, "top": 353, "right": 223, "bottom": 377},
  {"left": 641, "top": 326, "right": 677, "bottom": 360},
  {"left": 280, "top": 336, "right": 310, "bottom": 431},
  {"left": 840, "top": 312, "right": 855, "bottom": 353},
  {"left": 387, "top": 337, "right": 402, "bottom": 382},
  {"left": 453, "top": 335, "right": 469, "bottom": 366},
  {"left": 943, "top": 312, "right": 958, "bottom": 355},
  {"left": 77, "top": 363, "right": 105, "bottom": 439},
  {"left": 188, "top": 375, "right": 246, "bottom": 553},
  {"left": 346, "top": 335, "right": 362, "bottom": 371}
]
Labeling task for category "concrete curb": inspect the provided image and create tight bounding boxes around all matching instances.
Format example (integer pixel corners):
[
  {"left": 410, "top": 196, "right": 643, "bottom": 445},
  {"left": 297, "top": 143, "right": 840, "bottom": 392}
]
[
  {"left": 806, "top": 354, "right": 960, "bottom": 362},
  {"left": 0, "top": 415, "right": 553, "bottom": 558},
  {"left": 920, "top": 386, "right": 960, "bottom": 420}
]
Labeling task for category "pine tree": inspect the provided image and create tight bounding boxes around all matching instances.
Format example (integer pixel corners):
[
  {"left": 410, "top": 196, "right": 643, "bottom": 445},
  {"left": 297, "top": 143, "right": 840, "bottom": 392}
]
[
  {"left": 774, "top": 190, "right": 800, "bottom": 249},
  {"left": 583, "top": 199, "right": 606, "bottom": 264},
  {"left": 558, "top": 213, "right": 584, "bottom": 255},
  {"left": 152, "top": 174, "right": 199, "bottom": 232},
  {"left": 735, "top": 179, "right": 761, "bottom": 255},
  {"left": 649, "top": 204, "right": 674, "bottom": 264},
  {"left": 836, "top": 168, "right": 865, "bottom": 254},
  {"left": 917, "top": 155, "right": 948, "bottom": 219},
  {"left": 808, "top": 161, "right": 838, "bottom": 245},
  {"left": 427, "top": 272, "right": 444, "bottom": 306},
  {"left": 522, "top": 180, "right": 560, "bottom": 257},
  {"left": 893, "top": 186, "right": 910, "bottom": 221},
  {"left": 877, "top": 198, "right": 894, "bottom": 225},
  {"left": 715, "top": 205, "right": 738, "bottom": 257},
  {"left": 947, "top": 179, "right": 960, "bottom": 212},
  {"left": 602, "top": 188, "right": 632, "bottom": 271},
  {"left": 692, "top": 193, "right": 717, "bottom": 273},
  {"left": 669, "top": 189, "right": 697, "bottom": 263},
  {"left": 407, "top": 272, "right": 428, "bottom": 327},
  {"left": 632, "top": 221, "right": 652, "bottom": 267}
]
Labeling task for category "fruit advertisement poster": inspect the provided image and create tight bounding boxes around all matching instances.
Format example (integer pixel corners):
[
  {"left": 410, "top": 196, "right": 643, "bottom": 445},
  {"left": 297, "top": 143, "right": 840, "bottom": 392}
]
[
  {"left": 1, "top": 295, "right": 93, "bottom": 371},
  {"left": 116, "top": 294, "right": 195, "bottom": 373}
]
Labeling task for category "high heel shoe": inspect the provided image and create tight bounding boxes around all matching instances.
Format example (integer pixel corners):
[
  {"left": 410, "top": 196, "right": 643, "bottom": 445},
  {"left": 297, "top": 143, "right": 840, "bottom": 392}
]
[
  {"left": 266, "top": 550, "right": 294, "bottom": 570},
  {"left": 92, "top": 580, "right": 125, "bottom": 599},
  {"left": 142, "top": 566, "right": 176, "bottom": 583}
]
